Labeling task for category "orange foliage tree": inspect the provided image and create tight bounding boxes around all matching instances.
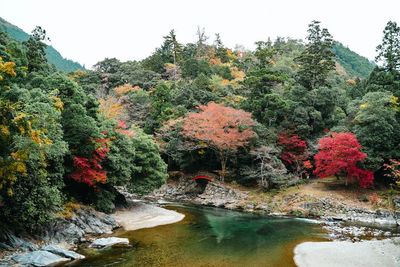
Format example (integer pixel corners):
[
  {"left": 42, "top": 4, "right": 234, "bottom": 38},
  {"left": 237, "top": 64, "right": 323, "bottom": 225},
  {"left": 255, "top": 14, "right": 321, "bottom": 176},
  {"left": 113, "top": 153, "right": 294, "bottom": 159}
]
[
  {"left": 182, "top": 102, "right": 255, "bottom": 180},
  {"left": 114, "top": 83, "right": 139, "bottom": 96}
]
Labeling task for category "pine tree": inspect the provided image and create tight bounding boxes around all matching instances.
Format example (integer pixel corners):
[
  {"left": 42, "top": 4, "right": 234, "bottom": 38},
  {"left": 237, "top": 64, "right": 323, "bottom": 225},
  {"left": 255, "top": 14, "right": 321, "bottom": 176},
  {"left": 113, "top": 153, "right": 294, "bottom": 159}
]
[
  {"left": 376, "top": 21, "right": 400, "bottom": 72},
  {"left": 296, "top": 21, "right": 335, "bottom": 89},
  {"left": 163, "top": 29, "right": 183, "bottom": 65},
  {"left": 23, "top": 26, "right": 49, "bottom": 72}
]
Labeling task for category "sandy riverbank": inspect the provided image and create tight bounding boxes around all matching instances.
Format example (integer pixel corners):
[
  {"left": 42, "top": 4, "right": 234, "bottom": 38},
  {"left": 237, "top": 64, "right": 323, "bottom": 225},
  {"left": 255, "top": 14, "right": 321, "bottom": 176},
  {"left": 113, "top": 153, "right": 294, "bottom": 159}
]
[
  {"left": 112, "top": 202, "right": 185, "bottom": 231},
  {"left": 294, "top": 238, "right": 400, "bottom": 267}
]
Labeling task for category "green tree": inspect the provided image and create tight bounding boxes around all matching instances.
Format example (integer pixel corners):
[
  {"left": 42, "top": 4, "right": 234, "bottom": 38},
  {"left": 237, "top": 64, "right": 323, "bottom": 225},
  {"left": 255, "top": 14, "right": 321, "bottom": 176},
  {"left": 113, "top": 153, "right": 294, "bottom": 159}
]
[
  {"left": 23, "top": 26, "right": 49, "bottom": 72},
  {"left": 0, "top": 85, "right": 67, "bottom": 230},
  {"left": 296, "top": 21, "right": 335, "bottom": 89},
  {"left": 129, "top": 127, "right": 168, "bottom": 194},
  {"left": 376, "top": 21, "right": 400, "bottom": 72},
  {"left": 164, "top": 30, "right": 183, "bottom": 66},
  {"left": 254, "top": 39, "right": 276, "bottom": 67},
  {"left": 349, "top": 91, "right": 400, "bottom": 170},
  {"left": 214, "top": 33, "right": 229, "bottom": 63}
]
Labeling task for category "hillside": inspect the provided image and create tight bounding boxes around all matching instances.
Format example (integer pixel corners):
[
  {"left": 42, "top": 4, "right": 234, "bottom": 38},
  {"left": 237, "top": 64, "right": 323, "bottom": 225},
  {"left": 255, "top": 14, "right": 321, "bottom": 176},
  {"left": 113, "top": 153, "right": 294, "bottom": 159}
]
[
  {"left": 0, "top": 17, "right": 84, "bottom": 72},
  {"left": 333, "top": 42, "right": 375, "bottom": 78}
]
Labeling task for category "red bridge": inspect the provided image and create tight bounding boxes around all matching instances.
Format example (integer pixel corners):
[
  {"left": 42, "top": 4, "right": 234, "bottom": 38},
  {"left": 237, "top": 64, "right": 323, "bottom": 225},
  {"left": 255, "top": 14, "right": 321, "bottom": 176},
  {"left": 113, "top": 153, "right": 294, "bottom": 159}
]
[{"left": 192, "top": 175, "right": 213, "bottom": 182}]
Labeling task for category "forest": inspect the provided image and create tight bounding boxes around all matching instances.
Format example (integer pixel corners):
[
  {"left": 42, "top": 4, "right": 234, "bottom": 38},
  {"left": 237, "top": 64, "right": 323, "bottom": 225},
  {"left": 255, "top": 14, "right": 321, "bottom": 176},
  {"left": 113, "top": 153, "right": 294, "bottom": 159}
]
[{"left": 0, "top": 19, "right": 399, "bottom": 233}]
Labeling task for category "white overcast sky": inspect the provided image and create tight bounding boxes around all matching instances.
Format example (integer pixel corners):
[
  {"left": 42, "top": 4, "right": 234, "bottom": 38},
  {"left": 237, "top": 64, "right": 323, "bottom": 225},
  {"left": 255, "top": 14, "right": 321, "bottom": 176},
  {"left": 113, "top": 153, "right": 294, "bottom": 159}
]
[{"left": 1, "top": 0, "right": 399, "bottom": 68}]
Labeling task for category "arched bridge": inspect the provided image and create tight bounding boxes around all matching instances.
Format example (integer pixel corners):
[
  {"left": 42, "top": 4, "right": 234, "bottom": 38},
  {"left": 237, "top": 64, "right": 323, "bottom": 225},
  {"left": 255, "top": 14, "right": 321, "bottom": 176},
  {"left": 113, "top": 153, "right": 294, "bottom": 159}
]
[{"left": 192, "top": 175, "right": 213, "bottom": 182}]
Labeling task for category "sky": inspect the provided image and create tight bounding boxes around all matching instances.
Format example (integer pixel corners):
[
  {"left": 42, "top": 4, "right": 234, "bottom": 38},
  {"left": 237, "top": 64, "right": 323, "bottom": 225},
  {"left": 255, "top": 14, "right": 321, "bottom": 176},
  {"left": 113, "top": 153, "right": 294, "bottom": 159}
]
[{"left": 1, "top": 0, "right": 399, "bottom": 68}]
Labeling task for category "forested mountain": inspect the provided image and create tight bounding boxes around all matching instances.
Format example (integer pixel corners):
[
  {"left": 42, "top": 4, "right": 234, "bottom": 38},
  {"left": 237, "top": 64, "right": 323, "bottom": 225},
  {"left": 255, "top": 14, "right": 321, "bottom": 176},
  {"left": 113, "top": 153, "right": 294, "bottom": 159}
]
[
  {"left": 0, "top": 17, "right": 374, "bottom": 77},
  {"left": 1, "top": 19, "right": 399, "bottom": 234},
  {"left": 0, "top": 17, "right": 84, "bottom": 72},
  {"left": 333, "top": 42, "right": 375, "bottom": 78}
]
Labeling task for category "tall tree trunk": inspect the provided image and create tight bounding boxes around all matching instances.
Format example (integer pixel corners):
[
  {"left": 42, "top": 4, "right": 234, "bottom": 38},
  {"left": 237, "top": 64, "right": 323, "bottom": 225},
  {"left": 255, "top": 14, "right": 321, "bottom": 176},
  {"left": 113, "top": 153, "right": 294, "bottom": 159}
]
[{"left": 219, "top": 150, "right": 227, "bottom": 182}]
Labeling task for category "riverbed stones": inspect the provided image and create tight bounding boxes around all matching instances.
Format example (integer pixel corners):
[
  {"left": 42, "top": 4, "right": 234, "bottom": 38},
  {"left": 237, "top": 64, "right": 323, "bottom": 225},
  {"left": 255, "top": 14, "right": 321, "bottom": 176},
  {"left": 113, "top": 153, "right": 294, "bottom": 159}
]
[
  {"left": 0, "top": 229, "right": 38, "bottom": 251},
  {"left": 89, "top": 237, "right": 129, "bottom": 248},
  {"left": 12, "top": 250, "right": 70, "bottom": 267},
  {"left": 393, "top": 196, "right": 400, "bottom": 210},
  {"left": 42, "top": 245, "right": 85, "bottom": 260},
  {"left": 194, "top": 182, "right": 247, "bottom": 207}
]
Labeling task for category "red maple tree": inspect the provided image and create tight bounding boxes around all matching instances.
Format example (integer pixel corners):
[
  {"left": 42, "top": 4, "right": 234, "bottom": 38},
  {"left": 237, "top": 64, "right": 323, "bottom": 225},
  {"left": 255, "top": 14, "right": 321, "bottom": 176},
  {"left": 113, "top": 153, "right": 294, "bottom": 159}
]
[
  {"left": 70, "top": 138, "right": 110, "bottom": 187},
  {"left": 182, "top": 102, "right": 255, "bottom": 180},
  {"left": 313, "top": 132, "right": 374, "bottom": 188},
  {"left": 277, "top": 133, "right": 309, "bottom": 177}
]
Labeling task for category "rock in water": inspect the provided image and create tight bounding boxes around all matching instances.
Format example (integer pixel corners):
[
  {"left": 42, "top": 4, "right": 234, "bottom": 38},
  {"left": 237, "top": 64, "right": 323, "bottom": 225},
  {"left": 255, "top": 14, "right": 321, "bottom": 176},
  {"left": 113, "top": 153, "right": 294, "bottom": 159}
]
[
  {"left": 294, "top": 238, "right": 400, "bottom": 267},
  {"left": 12, "top": 250, "right": 70, "bottom": 266},
  {"left": 89, "top": 237, "right": 129, "bottom": 248},
  {"left": 42, "top": 245, "right": 85, "bottom": 260}
]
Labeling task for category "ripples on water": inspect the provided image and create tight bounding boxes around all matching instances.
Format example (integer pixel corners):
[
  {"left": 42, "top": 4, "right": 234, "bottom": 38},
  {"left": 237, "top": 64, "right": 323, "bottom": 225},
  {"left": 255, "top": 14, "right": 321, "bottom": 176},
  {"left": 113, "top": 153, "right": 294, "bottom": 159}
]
[{"left": 70, "top": 204, "right": 328, "bottom": 267}]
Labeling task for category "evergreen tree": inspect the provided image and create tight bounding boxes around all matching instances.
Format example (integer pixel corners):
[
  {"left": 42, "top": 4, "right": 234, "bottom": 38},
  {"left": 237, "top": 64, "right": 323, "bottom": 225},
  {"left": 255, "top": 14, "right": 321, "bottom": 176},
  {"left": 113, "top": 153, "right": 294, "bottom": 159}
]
[
  {"left": 376, "top": 21, "right": 400, "bottom": 72},
  {"left": 164, "top": 29, "right": 183, "bottom": 65},
  {"left": 23, "top": 26, "right": 49, "bottom": 72},
  {"left": 296, "top": 21, "right": 335, "bottom": 89}
]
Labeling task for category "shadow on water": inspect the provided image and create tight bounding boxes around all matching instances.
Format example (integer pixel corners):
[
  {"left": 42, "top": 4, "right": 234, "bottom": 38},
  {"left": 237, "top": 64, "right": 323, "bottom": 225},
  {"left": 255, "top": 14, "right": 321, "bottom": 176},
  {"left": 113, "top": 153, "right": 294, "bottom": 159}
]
[{"left": 67, "top": 204, "right": 328, "bottom": 267}]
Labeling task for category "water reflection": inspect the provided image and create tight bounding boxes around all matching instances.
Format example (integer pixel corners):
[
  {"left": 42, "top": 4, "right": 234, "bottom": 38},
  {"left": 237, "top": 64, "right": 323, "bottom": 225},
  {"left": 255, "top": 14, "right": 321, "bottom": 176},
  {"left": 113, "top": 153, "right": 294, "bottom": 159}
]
[{"left": 71, "top": 205, "right": 327, "bottom": 267}]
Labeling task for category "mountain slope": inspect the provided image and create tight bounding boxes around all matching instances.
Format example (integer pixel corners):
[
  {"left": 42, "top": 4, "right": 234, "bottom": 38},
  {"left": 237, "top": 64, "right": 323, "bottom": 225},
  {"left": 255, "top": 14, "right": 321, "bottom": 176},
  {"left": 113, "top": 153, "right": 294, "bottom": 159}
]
[
  {"left": 0, "top": 17, "right": 84, "bottom": 72},
  {"left": 333, "top": 42, "right": 375, "bottom": 78}
]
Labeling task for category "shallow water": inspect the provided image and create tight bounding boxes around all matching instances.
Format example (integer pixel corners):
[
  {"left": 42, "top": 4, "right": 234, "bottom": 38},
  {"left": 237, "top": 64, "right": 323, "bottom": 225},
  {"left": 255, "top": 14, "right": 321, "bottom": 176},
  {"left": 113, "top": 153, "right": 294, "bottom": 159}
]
[{"left": 70, "top": 204, "right": 328, "bottom": 267}]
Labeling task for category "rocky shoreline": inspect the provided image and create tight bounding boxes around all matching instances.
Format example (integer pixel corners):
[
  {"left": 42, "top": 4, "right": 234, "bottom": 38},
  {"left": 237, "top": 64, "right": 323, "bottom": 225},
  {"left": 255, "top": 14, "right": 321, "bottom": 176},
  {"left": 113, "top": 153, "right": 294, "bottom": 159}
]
[
  {"left": 0, "top": 201, "right": 186, "bottom": 266},
  {"left": 148, "top": 178, "right": 400, "bottom": 225},
  {"left": 0, "top": 206, "right": 120, "bottom": 266},
  {"left": 146, "top": 177, "right": 400, "bottom": 241}
]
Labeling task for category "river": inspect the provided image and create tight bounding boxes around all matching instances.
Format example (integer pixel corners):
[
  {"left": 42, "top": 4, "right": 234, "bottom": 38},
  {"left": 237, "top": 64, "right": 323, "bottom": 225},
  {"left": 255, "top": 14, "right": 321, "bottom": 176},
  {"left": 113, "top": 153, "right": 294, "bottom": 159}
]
[{"left": 70, "top": 204, "right": 328, "bottom": 266}]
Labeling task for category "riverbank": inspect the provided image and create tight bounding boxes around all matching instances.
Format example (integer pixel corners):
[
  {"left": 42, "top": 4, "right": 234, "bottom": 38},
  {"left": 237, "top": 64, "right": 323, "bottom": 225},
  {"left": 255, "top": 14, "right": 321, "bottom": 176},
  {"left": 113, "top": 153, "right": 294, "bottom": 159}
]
[
  {"left": 294, "top": 238, "right": 400, "bottom": 267},
  {"left": 148, "top": 176, "right": 400, "bottom": 228},
  {"left": 145, "top": 177, "right": 400, "bottom": 266},
  {"left": 1, "top": 177, "right": 399, "bottom": 266},
  {"left": 0, "top": 202, "right": 185, "bottom": 266},
  {"left": 0, "top": 205, "right": 118, "bottom": 266},
  {"left": 113, "top": 201, "right": 185, "bottom": 231}
]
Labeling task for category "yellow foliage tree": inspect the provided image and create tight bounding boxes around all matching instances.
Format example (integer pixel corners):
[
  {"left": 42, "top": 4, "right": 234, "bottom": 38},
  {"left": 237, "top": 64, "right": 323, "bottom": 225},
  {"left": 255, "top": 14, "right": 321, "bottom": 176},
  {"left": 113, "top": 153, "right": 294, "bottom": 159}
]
[
  {"left": 114, "top": 83, "right": 139, "bottom": 96},
  {"left": 99, "top": 96, "right": 125, "bottom": 120},
  {"left": 0, "top": 57, "right": 16, "bottom": 81}
]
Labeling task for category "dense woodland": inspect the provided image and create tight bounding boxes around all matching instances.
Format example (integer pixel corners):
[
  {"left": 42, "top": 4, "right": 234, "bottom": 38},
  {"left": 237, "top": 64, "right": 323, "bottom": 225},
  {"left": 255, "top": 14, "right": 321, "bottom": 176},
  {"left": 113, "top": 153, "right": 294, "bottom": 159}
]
[{"left": 1, "top": 20, "right": 400, "bottom": 232}]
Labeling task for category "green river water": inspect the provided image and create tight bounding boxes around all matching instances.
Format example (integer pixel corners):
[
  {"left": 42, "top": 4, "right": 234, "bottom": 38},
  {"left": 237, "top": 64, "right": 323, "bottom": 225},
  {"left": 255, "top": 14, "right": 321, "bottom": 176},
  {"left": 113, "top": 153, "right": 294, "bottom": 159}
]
[{"left": 71, "top": 204, "right": 328, "bottom": 267}]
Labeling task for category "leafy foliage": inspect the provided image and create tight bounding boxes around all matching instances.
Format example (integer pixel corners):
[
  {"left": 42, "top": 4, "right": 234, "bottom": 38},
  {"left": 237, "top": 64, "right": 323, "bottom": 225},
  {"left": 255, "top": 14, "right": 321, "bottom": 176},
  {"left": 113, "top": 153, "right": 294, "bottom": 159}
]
[
  {"left": 333, "top": 42, "right": 375, "bottom": 78},
  {"left": 314, "top": 132, "right": 374, "bottom": 188},
  {"left": 128, "top": 128, "right": 168, "bottom": 194},
  {"left": 277, "top": 133, "right": 309, "bottom": 177},
  {"left": 2, "top": 18, "right": 400, "bottom": 231},
  {"left": 249, "top": 146, "right": 290, "bottom": 189},
  {"left": 384, "top": 159, "right": 400, "bottom": 189},
  {"left": 70, "top": 138, "right": 110, "bottom": 186},
  {"left": 0, "top": 27, "right": 168, "bottom": 229},
  {"left": 182, "top": 102, "right": 255, "bottom": 179},
  {"left": 296, "top": 21, "right": 335, "bottom": 89},
  {"left": 349, "top": 91, "right": 400, "bottom": 169},
  {"left": 376, "top": 21, "right": 400, "bottom": 72}
]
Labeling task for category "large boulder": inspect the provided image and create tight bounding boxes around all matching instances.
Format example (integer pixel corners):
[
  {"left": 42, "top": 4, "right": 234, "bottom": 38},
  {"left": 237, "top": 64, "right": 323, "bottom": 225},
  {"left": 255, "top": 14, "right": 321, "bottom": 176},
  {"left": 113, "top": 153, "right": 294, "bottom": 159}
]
[
  {"left": 195, "top": 182, "right": 247, "bottom": 207},
  {"left": 12, "top": 250, "right": 70, "bottom": 267},
  {"left": 43, "top": 206, "right": 120, "bottom": 245},
  {"left": 89, "top": 237, "right": 129, "bottom": 248},
  {"left": 42, "top": 245, "right": 85, "bottom": 260}
]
